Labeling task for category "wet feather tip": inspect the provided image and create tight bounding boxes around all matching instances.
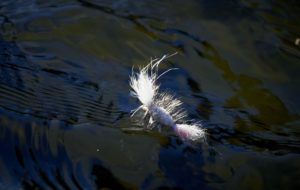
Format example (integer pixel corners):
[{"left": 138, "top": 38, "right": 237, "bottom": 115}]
[{"left": 129, "top": 53, "right": 206, "bottom": 142}]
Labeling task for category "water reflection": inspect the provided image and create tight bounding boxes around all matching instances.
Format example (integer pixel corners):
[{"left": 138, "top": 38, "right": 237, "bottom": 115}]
[
  {"left": 0, "top": 0, "right": 300, "bottom": 189},
  {"left": 196, "top": 41, "right": 300, "bottom": 153},
  {"left": 0, "top": 110, "right": 142, "bottom": 189},
  {"left": 0, "top": 110, "right": 85, "bottom": 189}
]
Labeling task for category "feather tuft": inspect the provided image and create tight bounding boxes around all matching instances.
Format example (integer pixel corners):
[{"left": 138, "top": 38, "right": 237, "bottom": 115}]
[
  {"left": 155, "top": 92, "right": 187, "bottom": 123},
  {"left": 130, "top": 68, "right": 158, "bottom": 107},
  {"left": 174, "top": 124, "right": 206, "bottom": 141}
]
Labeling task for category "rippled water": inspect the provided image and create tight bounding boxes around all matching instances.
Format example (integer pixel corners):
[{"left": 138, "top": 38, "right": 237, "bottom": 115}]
[{"left": 0, "top": 0, "right": 300, "bottom": 189}]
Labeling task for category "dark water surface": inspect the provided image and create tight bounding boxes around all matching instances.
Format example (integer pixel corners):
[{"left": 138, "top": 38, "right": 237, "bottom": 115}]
[{"left": 1, "top": 0, "right": 300, "bottom": 189}]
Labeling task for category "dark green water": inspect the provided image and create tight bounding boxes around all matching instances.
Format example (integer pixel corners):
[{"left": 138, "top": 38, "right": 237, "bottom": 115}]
[{"left": 0, "top": 0, "right": 300, "bottom": 189}]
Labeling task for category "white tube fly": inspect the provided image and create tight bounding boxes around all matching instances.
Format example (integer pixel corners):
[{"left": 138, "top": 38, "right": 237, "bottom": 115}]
[{"left": 129, "top": 54, "right": 206, "bottom": 142}]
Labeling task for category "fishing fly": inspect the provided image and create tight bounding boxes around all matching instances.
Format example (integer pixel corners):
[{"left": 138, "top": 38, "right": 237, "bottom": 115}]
[{"left": 129, "top": 54, "right": 206, "bottom": 142}]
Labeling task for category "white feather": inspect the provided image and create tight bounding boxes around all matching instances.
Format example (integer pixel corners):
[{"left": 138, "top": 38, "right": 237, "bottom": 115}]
[{"left": 129, "top": 54, "right": 206, "bottom": 142}]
